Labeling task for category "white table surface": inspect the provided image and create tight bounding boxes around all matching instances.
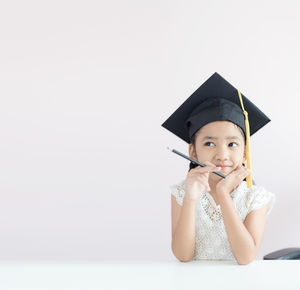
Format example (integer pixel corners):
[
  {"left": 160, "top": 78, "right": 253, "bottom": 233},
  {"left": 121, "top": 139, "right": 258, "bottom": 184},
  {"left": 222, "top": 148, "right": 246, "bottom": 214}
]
[{"left": 0, "top": 260, "right": 299, "bottom": 290}]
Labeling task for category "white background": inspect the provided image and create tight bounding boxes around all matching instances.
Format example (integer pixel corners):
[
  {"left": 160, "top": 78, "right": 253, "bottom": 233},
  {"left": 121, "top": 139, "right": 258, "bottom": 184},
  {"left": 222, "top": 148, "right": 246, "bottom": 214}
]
[{"left": 0, "top": 0, "right": 299, "bottom": 262}]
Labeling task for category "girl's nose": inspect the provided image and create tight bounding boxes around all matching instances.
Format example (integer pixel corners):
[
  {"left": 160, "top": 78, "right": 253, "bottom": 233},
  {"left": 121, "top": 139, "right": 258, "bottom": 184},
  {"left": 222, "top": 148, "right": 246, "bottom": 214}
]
[{"left": 215, "top": 146, "right": 229, "bottom": 161}]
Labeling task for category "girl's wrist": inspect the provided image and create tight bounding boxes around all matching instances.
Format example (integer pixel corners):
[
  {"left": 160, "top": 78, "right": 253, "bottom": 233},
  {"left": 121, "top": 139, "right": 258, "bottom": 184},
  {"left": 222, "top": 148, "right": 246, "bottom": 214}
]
[
  {"left": 183, "top": 196, "right": 198, "bottom": 205},
  {"left": 216, "top": 187, "right": 230, "bottom": 198}
]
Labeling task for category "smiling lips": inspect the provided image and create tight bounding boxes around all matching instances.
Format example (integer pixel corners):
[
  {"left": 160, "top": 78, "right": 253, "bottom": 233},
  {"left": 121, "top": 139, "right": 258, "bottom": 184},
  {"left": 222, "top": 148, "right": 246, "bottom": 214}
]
[{"left": 216, "top": 165, "right": 231, "bottom": 169}]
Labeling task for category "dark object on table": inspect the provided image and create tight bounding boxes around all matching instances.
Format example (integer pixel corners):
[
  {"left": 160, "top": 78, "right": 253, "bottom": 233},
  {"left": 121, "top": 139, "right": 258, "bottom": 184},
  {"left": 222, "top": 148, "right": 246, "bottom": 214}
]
[{"left": 263, "top": 248, "right": 300, "bottom": 260}]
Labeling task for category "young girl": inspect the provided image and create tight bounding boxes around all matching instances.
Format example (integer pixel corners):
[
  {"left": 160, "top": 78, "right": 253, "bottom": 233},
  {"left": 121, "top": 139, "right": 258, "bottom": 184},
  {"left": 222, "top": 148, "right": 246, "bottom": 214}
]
[{"left": 161, "top": 72, "right": 276, "bottom": 265}]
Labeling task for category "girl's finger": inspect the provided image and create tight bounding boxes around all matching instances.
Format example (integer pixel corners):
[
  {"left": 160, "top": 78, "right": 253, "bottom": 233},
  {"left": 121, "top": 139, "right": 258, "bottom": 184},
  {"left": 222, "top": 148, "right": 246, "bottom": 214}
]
[
  {"left": 206, "top": 183, "right": 211, "bottom": 191},
  {"left": 203, "top": 160, "right": 216, "bottom": 167},
  {"left": 239, "top": 168, "right": 250, "bottom": 178},
  {"left": 196, "top": 165, "right": 221, "bottom": 173},
  {"left": 239, "top": 166, "right": 250, "bottom": 173},
  {"left": 197, "top": 161, "right": 221, "bottom": 170},
  {"left": 245, "top": 169, "right": 251, "bottom": 175},
  {"left": 236, "top": 166, "right": 249, "bottom": 173}
]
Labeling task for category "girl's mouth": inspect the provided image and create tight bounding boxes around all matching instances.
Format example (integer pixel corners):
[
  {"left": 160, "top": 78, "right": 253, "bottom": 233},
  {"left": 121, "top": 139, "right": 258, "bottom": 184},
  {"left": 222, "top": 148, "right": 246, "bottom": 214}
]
[{"left": 216, "top": 165, "right": 231, "bottom": 170}]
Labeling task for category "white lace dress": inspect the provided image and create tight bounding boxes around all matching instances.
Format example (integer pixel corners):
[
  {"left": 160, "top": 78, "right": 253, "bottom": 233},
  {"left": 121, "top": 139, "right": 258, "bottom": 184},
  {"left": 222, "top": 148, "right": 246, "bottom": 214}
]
[{"left": 171, "top": 180, "right": 276, "bottom": 261}]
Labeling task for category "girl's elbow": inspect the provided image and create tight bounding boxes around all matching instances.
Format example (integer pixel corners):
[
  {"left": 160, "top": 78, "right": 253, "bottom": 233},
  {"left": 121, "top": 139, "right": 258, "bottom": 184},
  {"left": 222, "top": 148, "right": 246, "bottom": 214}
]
[
  {"left": 178, "top": 257, "right": 193, "bottom": 263},
  {"left": 236, "top": 248, "right": 257, "bottom": 265},
  {"left": 172, "top": 244, "right": 194, "bottom": 262},
  {"left": 173, "top": 252, "right": 193, "bottom": 262},
  {"left": 237, "top": 260, "right": 250, "bottom": 265},
  {"left": 236, "top": 256, "right": 255, "bottom": 265}
]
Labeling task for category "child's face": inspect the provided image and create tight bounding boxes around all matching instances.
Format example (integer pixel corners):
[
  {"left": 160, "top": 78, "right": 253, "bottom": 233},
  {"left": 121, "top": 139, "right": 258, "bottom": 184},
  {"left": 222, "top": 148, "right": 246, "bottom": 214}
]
[{"left": 189, "top": 121, "right": 246, "bottom": 183}]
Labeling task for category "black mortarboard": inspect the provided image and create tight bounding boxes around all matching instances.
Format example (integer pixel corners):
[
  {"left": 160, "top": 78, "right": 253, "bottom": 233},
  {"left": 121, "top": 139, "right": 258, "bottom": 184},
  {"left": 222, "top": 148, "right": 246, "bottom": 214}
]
[
  {"left": 161, "top": 72, "right": 270, "bottom": 143},
  {"left": 161, "top": 72, "right": 271, "bottom": 188}
]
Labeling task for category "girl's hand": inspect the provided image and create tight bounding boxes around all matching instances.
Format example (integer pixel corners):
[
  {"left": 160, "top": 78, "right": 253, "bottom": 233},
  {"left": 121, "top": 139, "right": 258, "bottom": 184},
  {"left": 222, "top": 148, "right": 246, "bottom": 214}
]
[
  {"left": 184, "top": 161, "right": 221, "bottom": 202},
  {"left": 215, "top": 164, "right": 250, "bottom": 196}
]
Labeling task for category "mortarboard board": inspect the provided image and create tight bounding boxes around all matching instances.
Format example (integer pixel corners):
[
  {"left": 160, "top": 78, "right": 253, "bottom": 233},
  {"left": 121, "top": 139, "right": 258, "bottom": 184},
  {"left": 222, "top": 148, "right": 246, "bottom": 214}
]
[{"left": 161, "top": 72, "right": 271, "bottom": 188}]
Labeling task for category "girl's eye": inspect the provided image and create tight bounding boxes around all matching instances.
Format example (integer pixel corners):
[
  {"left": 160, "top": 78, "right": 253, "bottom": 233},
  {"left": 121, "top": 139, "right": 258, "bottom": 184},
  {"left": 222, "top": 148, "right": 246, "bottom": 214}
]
[
  {"left": 229, "top": 142, "right": 238, "bottom": 147},
  {"left": 204, "top": 142, "right": 215, "bottom": 147}
]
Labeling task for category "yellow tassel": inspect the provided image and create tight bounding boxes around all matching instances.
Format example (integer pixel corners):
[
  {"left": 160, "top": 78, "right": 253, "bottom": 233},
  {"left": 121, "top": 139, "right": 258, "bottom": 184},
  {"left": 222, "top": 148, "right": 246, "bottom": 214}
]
[{"left": 237, "top": 90, "right": 252, "bottom": 188}]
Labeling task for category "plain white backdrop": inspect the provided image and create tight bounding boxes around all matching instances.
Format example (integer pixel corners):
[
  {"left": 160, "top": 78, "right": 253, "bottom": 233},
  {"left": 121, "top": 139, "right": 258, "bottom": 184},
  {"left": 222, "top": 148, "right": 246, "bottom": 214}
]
[{"left": 0, "top": 0, "right": 299, "bottom": 262}]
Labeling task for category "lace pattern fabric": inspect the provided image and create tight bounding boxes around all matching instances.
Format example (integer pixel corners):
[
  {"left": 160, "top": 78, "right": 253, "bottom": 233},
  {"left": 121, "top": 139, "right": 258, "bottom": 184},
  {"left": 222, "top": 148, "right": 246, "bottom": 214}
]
[{"left": 170, "top": 180, "right": 276, "bottom": 261}]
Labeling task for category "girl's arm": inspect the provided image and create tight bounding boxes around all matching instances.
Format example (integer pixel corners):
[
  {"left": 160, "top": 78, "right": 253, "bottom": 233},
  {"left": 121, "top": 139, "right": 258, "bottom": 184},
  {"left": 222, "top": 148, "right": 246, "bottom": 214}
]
[
  {"left": 171, "top": 195, "right": 197, "bottom": 262},
  {"left": 218, "top": 191, "right": 268, "bottom": 265}
]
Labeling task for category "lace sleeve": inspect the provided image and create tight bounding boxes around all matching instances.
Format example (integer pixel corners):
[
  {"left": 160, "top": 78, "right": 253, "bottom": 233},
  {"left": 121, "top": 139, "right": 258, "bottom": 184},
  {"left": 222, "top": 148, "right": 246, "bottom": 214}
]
[
  {"left": 170, "top": 181, "right": 186, "bottom": 206},
  {"left": 248, "top": 186, "right": 276, "bottom": 216}
]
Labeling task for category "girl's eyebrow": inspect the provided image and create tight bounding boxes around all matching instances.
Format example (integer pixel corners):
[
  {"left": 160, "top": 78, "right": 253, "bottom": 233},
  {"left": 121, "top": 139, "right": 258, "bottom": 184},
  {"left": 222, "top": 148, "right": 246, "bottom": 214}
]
[{"left": 201, "top": 136, "right": 241, "bottom": 141}]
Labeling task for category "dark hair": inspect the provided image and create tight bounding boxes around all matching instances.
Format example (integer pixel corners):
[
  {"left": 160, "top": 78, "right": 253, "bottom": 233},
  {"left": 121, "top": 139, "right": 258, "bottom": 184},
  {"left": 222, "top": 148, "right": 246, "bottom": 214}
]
[
  {"left": 188, "top": 132, "right": 200, "bottom": 171},
  {"left": 188, "top": 123, "right": 246, "bottom": 172}
]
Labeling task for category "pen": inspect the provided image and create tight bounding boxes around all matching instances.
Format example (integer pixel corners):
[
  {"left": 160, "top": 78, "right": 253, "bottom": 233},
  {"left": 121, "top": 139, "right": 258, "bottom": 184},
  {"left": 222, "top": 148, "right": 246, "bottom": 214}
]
[{"left": 167, "top": 147, "right": 226, "bottom": 179}]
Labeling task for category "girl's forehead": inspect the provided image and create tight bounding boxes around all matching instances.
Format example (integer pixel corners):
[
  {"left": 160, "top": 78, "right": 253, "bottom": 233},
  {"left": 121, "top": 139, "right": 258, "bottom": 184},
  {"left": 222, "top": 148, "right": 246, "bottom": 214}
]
[{"left": 197, "top": 121, "right": 244, "bottom": 138}]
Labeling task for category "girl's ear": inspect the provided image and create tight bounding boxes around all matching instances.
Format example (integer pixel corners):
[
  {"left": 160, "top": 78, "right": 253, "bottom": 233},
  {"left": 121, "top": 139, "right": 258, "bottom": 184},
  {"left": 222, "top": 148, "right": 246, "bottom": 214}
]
[
  {"left": 189, "top": 144, "right": 196, "bottom": 159},
  {"left": 188, "top": 144, "right": 193, "bottom": 158}
]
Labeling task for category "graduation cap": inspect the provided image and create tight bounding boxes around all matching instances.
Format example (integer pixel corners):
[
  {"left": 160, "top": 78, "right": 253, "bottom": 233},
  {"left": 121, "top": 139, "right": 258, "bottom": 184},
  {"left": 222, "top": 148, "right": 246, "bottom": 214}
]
[{"left": 161, "top": 72, "right": 271, "bottom": 188}]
